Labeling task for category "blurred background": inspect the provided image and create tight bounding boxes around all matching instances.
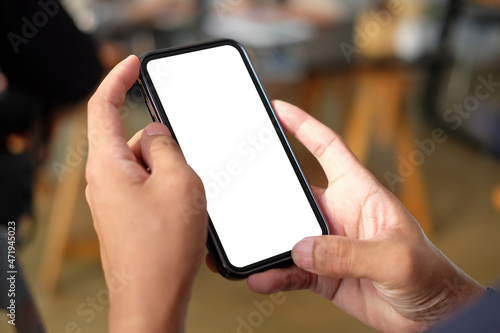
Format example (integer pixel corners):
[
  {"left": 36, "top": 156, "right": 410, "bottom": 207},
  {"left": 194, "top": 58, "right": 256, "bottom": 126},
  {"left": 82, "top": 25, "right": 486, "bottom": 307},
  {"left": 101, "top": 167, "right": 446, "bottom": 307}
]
[{"left": 1, "top": 0, "right": 499, "bottom": 332}]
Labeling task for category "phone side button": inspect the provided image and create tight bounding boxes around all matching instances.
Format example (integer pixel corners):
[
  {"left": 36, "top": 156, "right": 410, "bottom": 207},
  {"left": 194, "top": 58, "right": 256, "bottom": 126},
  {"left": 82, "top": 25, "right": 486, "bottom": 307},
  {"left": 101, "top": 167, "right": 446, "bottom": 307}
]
[{"left": 144, "top": 96, "right": 158, "bottom": 122}]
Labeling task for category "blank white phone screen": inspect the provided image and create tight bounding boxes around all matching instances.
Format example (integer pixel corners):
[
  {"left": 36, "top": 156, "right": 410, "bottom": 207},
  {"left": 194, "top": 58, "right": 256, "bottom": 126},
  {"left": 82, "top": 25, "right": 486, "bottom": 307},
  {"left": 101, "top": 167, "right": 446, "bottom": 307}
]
[{"left": 147, "top": 45, "right": 323, "bottom": 268}]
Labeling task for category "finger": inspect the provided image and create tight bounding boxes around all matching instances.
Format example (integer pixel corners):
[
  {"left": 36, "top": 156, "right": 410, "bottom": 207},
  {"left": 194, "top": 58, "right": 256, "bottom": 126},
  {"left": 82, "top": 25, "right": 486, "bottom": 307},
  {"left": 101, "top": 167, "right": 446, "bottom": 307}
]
[
  {"left": 272, "top": 100, "right": 365, "bottom": 184},
  {"left": 140, "top": 122, "right": 187, "bottom": 175},
  {"left": 128, "top": 129, "right": 144, "bottom": 163},
  {"left": 310, "top": 185, "right": 325, "bottom": 199},
  {"left": 87, "top": 55, "right": 140, "bottom": 155},
  {"left": 205, "top": 254, "right": 217, "bottom": 273},
  {"left": 248, "top": 266, "right": 313, "bottom": 294},
  {"left": 292, "top": 236, "right": 383, "bottom": 280}
]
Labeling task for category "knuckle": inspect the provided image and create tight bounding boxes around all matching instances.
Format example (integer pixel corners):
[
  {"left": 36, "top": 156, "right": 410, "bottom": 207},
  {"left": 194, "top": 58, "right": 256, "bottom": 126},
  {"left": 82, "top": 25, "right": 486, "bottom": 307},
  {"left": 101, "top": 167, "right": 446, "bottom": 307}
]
[
  {"left": 84, "top": 162, "right": 97, "bottom": 185},
  {"left": 85, "top": 159, "right": 110, "bottom": 190},
  {"left": 162, "top": 163, "right": 205, "bottom": 201},
  {"left": 333, "top": 239, "right": 353, "bottom": 276},
  {"left": 87, "top": 95, "right": 99, "bottom": 111},
  {"left": 283, "top": 268, "right": 313, "bottom": 291},
  {"left": 149, "top": 136, "right": 180, "bottom": 155},
  {"left": 84, "top": 185, "right": 93, "bottom": 207},
  {"left": 391, "top": 241, "right": 424, "bottom": 283},
  {"left": 177, "top": 167, "right": 204, "bottom": 193},
  {"left": 314, "top": 237, "right": 352, "bottom": 277}
]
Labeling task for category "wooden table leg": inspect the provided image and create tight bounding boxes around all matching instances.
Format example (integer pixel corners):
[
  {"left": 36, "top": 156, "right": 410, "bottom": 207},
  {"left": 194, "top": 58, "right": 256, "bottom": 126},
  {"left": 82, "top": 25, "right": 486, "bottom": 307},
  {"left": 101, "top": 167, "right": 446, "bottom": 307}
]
[{"left": 344, "top": 67, "right": 433, "bottom": 235}]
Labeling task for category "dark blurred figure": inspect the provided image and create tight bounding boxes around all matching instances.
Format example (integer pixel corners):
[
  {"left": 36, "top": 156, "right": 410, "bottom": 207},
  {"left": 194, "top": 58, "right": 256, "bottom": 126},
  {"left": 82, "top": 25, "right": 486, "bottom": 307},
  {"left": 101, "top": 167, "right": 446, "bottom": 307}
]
[{"left": 0, "top": 0, "right": 102, "bottom": 228}]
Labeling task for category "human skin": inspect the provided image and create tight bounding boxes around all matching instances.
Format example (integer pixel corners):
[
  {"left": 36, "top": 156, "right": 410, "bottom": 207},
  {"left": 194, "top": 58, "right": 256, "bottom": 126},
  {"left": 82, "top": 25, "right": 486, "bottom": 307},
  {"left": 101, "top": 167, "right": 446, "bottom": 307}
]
[
  {"left": 242, "top": 100, "right": 487, "bottom": 332},
  {"left": 86, "top": 55, "right": 207, "bottom": 333},
  {"left": 87, "top": 55, "right": 486, "bottom": 333}
]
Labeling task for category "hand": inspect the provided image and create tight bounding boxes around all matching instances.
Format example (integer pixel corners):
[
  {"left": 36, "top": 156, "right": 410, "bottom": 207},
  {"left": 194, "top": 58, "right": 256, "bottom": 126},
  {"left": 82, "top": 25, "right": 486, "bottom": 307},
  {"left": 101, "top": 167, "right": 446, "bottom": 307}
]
[
  {"left": 244, "top": 101, "right": 486, "bottom": 333},
  {"left": 86, "top": 55, "right": 207, "bottom": 333}
]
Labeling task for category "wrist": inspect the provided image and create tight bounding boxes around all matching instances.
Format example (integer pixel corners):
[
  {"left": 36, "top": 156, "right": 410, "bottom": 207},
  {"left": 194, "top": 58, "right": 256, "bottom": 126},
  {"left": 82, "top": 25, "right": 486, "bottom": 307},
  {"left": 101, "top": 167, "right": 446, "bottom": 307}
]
[
  {"left": 108, "top": 272, "right": 193, "bottom": 333},
  {"left": 418, "top": 267, "right": 487, "bottom": 331}
]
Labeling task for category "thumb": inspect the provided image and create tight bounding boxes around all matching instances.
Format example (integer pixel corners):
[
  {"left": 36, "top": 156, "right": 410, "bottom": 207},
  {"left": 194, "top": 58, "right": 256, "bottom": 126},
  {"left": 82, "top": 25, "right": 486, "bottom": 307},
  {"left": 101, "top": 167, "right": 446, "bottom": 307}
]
[
  {"left": 141, "top": 123, "right": 187, "bottom": 174},
  {"left": 292, "top": 236, "right": 382, "bottom": 280}
]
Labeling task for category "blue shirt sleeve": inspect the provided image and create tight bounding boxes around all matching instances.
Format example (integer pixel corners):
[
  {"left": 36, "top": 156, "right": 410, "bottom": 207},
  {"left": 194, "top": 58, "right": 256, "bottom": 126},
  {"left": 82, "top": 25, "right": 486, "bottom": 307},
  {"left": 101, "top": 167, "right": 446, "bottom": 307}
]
[{"left": 427, "top": 288, "right": 500, "bottom": 333}]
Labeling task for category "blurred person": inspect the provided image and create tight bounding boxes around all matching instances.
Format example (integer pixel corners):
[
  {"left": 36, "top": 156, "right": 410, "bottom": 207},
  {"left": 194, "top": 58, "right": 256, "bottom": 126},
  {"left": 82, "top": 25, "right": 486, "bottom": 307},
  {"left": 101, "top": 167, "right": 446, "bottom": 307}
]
[
  {"left": 0, "top": 0, "right": 102, "bottom": 226},
  {"left": 86, "top": 56, "right": 500, "bottom": 333},
  {"left": 0, "top": 71, "right": 39, "bottom": 226}
]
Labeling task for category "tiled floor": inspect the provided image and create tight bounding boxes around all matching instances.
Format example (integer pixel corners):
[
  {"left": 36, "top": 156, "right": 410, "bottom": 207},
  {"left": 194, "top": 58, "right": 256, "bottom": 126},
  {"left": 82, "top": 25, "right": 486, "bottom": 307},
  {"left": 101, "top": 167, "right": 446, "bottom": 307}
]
[{"left": 2, "top": 69, "right": 499, "bottom": 333}]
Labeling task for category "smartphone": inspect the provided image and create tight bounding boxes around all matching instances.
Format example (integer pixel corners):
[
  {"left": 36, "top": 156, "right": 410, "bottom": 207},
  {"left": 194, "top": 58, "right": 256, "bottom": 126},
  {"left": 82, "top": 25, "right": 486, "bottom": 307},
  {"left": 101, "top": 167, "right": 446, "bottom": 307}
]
[{"left": 138, "top": 39, "right": 328, "bottom": 279}]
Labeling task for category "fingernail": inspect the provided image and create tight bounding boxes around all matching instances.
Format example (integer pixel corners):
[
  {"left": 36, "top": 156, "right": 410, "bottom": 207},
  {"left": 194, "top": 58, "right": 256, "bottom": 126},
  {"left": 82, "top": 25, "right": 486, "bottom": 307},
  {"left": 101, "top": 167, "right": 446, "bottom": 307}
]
[
  {"left": 292, "top": 238, "right": 314, "bottom": 270},
  {"left": 145, "top": 123, "right": 171, "bottom": 137}
]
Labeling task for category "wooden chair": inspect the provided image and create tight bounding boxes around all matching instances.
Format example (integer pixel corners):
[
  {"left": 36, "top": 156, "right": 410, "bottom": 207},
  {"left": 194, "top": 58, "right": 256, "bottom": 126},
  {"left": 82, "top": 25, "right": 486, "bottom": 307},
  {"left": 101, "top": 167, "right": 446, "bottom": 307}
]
[
  {"left": 38, "top": 107, "right": 100, "bottom": 294},
  {"left": 300, "top": 0, "right": 434, "bottom": 235}
]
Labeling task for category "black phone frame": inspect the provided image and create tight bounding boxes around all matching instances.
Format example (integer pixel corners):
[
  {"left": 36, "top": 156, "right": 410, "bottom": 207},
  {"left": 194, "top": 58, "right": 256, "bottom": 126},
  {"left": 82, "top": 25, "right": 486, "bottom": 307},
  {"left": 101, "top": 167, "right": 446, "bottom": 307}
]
[{"left": 138, "top": 39, "right": 329, "bottom": 279}]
